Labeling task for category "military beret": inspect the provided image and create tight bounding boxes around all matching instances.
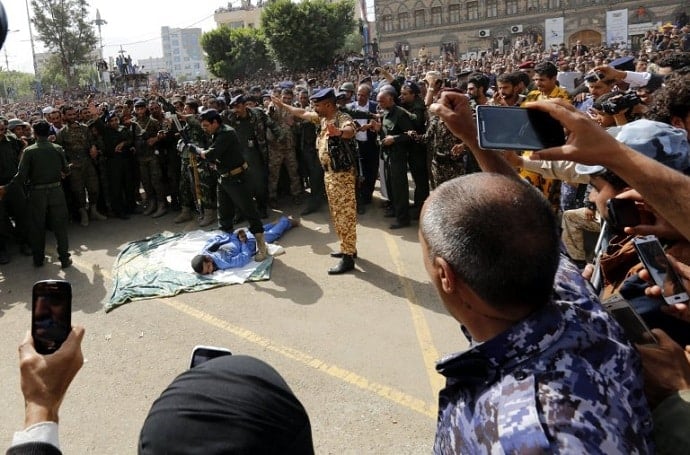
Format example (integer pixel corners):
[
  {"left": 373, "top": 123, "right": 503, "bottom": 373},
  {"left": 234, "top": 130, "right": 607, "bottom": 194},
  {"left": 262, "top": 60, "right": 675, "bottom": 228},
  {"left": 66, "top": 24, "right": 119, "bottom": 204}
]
[
  {"left": 133, "top": 98, "right": 147, "bottom": 108},
  {"left": 518, "top": 61, "right": 535, "bottom": 69},
  {"left": 229, "top": 94, "right": 246, "bottom": 107},
  {"left": 309, "top": 88, "right": 336, "bottom": 102},
  {"left": 199, "top": 109, "right": 221, "bottom": 122},
  {"left": 105, "top": 110, "right": 118, "bottom": 122},
  {"left": 250, "top": 86, "right": 262, "bottom": 93},
  {"left": 336, "top": 91, "right": 348, "bottom": 100},
  {"left": 278, "top": 80, "right": 295, "bottom": 89},
  {"left": 261, "top": 91, "right": 271, "bottom": 98}
]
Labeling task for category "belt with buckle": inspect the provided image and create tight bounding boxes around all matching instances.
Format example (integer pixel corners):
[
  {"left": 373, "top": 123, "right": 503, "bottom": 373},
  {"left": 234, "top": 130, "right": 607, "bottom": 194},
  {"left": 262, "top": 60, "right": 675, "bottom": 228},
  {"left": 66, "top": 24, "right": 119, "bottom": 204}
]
[
  {"left": 31, "top": 182, "right": 62, "bottom": 190},
  {"left": 220, "top": 162, "right": 248, "bottom": 178}
]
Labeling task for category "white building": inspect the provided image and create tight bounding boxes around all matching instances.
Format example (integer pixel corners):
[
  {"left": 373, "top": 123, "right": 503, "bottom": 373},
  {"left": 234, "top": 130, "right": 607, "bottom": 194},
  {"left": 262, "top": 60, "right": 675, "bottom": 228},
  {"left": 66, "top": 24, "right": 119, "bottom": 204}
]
[
  {"left": 161, "top": 26, "right": 208, "bottom": 82},
  {"left": 137, "top": 56, "right": 167, "bottom": 75}
]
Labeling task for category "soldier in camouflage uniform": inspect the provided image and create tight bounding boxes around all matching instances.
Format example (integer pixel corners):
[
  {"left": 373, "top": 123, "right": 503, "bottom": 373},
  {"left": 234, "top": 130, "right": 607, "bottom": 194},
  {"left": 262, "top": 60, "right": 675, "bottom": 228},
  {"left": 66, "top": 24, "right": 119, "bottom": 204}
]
[
  {"left": 420, "top": 114, "right": 474, "bottom": 189},
  {"left": 227, "top": 94, "right": 282, "bottom": 219},
  {"left": 266, "top": 89, "right": 303, "bottom": 205},
  {"left": 133, "top": 99, "right": 167, "bottom": 218},
  {"left": 420, "top": 174, "right": 653, "bottom": 454},
  {"left": 56, "top": 106, "right": 107, "bottom": 226},
  {"left": 174, "top": 99, "right": 217, "bottom": 226},
  {"left": 271, "top": 88, "right": 357, "bottom": 275}
]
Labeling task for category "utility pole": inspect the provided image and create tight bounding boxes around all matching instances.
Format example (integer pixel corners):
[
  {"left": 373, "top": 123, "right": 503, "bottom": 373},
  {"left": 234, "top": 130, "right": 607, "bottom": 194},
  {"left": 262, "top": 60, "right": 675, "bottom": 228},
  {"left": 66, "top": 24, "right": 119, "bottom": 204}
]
[
  {"left": 24, "top": 0, "right": 41, "bottom": 99},
  {"left": 93, "top": 9, "right": 107, "bottom": 60}
]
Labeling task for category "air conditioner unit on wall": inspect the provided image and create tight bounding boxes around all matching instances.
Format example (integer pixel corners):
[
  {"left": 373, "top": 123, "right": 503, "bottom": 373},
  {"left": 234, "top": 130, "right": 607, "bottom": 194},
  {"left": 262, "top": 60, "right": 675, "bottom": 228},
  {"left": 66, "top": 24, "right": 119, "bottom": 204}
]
[
  {"left": 511, "top": 25, "right": 523, "bottom": 33},
  {"left": 478, "top": 29, "right": 491, "bottom": 38}
]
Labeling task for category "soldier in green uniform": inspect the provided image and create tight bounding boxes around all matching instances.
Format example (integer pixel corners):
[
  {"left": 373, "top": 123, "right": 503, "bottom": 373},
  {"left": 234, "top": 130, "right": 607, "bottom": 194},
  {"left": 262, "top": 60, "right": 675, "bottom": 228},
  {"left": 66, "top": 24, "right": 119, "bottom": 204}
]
[
  {"left": 0, "top": 121, "right": 72, "bottom": 268},
  {"left": 0, "top": 120, "right": 31, "bottom": 264},
  {"left": 56, "top": 105, "right": 107, "bottom": 226},
  {"left": 194, "top": 109, "right": 269, "bottom": 262},
  {"left": 227, "top": 94, "right": 282, "bottom": 219},
  {"left": 133, "top": 99, "right": 167, "bottom": 218},
  {"left": 173, "top": 99, "right": 217, "bottom": 226}
]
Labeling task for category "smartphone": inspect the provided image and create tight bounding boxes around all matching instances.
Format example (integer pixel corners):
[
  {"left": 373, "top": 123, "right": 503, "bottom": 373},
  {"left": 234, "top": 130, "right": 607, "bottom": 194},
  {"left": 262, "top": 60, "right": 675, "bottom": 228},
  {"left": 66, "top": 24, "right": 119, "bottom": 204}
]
[
  {"left": 606, "top": 198, "right": 641, "bottom": 229},
  {"left": 189, "top": 345, "right": 232, "bottom": 368},
  {"left": 31, "top": 280, "right": 72, "bottom": 355},
  {"left": 476, "top": 105, "right": 566, "bottom": 150},
  {"left": 602, "top": 294, "right": 657, "bottom": 345},
  {"left": 633, "top": 235, "right": 689, "bottom": 304}
]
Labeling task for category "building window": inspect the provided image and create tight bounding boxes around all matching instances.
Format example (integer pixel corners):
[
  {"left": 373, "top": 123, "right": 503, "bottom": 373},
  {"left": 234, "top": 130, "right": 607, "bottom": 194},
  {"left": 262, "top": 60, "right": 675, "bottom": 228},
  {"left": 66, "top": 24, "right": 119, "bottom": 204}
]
[
  {"left": 486, "top": 0, "right": 497, "bottom": 17},
  {"left": 414, "top": 9, "right": 425, "bottom": 28},
  {"left": 506, "top": 0, "right": 518, "bottom": 15},
  {"left": 431, "top": 6, "right": 443, "bottom": 25},
  {"left": 467, "top": 1, "right": 478, "bottom": 20},
  {"left": 382, "top": 14, "right": 394, "bottom": 32},
  {"left": 398, "top": 12, "right": 410, "bottom": 30},
  {"left": 449, "top": 4, "right": 460, "bottom": 23},
  {"left": 548, "top": 0, "right": 560, "bottom": 8}
]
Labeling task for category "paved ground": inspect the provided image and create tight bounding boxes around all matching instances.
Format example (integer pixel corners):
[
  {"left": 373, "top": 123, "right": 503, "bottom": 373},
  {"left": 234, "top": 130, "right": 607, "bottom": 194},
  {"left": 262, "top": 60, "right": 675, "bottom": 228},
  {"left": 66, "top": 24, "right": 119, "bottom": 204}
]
[{"left": 0, "top": 193, "right": 468, "bottom": 454}]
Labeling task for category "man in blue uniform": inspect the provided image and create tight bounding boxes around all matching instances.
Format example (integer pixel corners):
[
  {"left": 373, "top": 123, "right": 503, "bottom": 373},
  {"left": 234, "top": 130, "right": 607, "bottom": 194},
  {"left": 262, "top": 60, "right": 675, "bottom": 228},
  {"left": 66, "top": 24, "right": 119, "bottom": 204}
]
[
  {"left": 191, "top": 215, "right": 298, "bottom": 274},
  {"left": 419, "top": 171, "right": 653, "bottom": 453}
]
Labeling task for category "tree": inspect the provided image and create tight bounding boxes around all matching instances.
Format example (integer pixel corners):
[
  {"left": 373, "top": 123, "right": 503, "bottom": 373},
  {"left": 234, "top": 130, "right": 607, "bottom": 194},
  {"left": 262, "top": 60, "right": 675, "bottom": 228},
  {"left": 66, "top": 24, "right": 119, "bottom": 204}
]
[
  {"left": 201, "top": 26, "right": 273, "bottom": 81},
  {"left": 262, "top": 0, "right": 356, "bottom": 71},
  {"left": 31, "top": 0, "right": 97, "bottom": 90},
  {"left": 0, "top": 71, "right": 37, "bottom": 102}
]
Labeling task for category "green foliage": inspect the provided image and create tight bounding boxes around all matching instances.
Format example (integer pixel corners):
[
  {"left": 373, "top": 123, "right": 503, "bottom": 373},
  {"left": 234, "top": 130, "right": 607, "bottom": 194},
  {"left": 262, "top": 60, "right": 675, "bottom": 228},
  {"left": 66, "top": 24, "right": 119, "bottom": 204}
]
[
  {"left": 262, "top": 0, "right": 356, "bottom": 71},
  {"left": 0, "top": 71, "right": 37, "bottom": 102},
  {"left": 31, "top": 0, "right": 98, "bottom": 89},
  {"left": 201, "top": 26, "right": 273, "bottom": 81},
  {"left": 340, "top": 31, "right": 364, "bottom": 55}
]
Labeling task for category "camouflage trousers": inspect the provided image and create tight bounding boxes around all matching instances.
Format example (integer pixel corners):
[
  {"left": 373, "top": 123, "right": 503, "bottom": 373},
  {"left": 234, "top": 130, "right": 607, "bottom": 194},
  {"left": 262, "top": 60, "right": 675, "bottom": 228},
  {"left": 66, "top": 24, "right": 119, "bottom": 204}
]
[
  {"left": 267, "top": 143, "right": 302, "bottom": 199},
  {"left": 324, "top": 169, "right": 357, "bottom": 255},
  {"left": 561, "top": 207, "right": 601, "bottom": 262},
  {"left": 139, "top": 156, "right": 166, "bottom": 203},
  {"left": 67, "top": 159, "right": 100, "bottom": 208},
  {"left": 430, "top": 155, "right": 468, "bottom": 189},
  {"left": 179, "top": 158, "right": 218, "bottom": 210}
]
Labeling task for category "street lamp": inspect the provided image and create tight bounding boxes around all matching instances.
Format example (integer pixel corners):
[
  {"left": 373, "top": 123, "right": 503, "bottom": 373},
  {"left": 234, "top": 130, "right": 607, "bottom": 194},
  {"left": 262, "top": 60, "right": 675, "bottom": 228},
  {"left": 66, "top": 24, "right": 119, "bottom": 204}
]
[{"left": 3, "top": 29, "right": 19, "bottom": 71}]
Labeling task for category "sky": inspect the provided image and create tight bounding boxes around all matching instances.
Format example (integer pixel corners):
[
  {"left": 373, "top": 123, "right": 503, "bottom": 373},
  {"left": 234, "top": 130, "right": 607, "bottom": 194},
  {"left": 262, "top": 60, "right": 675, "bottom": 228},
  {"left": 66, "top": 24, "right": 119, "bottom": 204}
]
[
  {"left": 1, "top": 0, "right": 222, "bottom": 74},
  {"left": 2, "top": 0, "right": 375, "bottom": 75}
]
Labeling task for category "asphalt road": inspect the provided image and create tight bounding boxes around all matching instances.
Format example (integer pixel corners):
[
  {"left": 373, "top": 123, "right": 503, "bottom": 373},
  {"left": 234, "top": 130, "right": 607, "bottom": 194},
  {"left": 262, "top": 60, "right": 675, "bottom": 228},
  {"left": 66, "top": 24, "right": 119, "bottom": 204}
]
[{"left": 0, "top": 194, "right": 468, "bottom": 454}]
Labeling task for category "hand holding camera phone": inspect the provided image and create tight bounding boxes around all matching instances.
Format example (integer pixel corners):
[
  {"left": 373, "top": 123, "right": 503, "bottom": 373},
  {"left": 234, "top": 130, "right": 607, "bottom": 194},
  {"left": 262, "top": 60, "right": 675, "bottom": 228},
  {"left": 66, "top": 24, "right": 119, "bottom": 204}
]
[
  {"left": 189, "top": 345, "right": 232, "bottom": 368},
  {"left": 633, "top": 235, "right": 690, "bottom": 305},
  {"left": 476, "top": 106, "right": 566, "bottom": 151},
  {"left": 606, "top": 198, "right": 641, "bottom": 229},
  {"left": 602, "top": 294, "right": 657, "bottom": 345},
  {"left": 32, "top": 280, "right": 72, "bottom": 355}
]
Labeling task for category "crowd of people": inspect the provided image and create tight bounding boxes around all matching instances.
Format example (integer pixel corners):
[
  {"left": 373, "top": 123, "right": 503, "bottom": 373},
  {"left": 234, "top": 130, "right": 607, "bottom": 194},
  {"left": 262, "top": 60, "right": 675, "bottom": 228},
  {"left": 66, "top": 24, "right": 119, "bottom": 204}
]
[{"left": 3, "top": 17, "right": 690, "bottom": 453}]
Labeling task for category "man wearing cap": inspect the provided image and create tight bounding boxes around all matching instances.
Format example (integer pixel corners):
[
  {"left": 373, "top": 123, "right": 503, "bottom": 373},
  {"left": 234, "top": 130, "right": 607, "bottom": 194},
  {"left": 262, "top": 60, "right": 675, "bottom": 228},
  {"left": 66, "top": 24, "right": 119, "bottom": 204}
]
[
  {"left": 193, "top": 109, "right": 269, "bottom": 263},
  {"left": 227, "top": 94, "right": 282, "bottom": 219},
  {"left": 132, "top": 99, "right": 167, "bottom": 218},
  {"left": 56, "top": 105, "right": 107, "bottom": 227},
  {"left": 266, "top": 88, "right": 303, "bottom": 206},
  {"left": 339, "top": 82, "right": 356, "bottom": 103},
  {"left": 271, "top": 88, "right": 358, "bottom": 274},
  {"left": 0, "top": 121, "right": 72, "bottom": 268},
  {"left": 0, "top": 119, "right": 31, "bottom": 264}
]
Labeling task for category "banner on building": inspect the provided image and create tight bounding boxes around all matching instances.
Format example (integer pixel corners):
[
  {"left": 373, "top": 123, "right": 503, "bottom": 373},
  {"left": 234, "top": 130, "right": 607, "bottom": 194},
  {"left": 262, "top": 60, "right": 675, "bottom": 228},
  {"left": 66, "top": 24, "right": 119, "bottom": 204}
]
[
  {"left": 606, "top": 9, "right": 629, "bottom": 46},
  {"left": 544, "top": 17, "right": 564, "bottom": 50}
]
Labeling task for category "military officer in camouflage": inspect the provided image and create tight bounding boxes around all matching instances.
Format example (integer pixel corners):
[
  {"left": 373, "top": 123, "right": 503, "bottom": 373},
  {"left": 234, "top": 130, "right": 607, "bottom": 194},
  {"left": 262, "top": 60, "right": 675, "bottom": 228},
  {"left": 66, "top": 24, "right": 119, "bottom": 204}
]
[
  {"left": 132, "top": 99, "right": 167, "bottom": 218},
  {"left": 419, "top": 172, "right": 653, "bottom": 453},
  {"left": 56, "top": 105, "right": 107, "bottom": 226},
  {"left": 0, "top": 121, "right": 72, "bottom": 268},
  {"left": 266, "top": 89, "right": 303, "bottom": 206},
  {"left": 271, "top": 88, "right": 358, "bottom": 275}
]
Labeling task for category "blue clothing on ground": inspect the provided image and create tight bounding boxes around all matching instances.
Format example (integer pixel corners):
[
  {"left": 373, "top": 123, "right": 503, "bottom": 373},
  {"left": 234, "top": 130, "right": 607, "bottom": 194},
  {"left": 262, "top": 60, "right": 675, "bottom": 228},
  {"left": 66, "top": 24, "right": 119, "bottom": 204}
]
[{"left": 202, "top": 216, "right": 293, "bottom": 270}]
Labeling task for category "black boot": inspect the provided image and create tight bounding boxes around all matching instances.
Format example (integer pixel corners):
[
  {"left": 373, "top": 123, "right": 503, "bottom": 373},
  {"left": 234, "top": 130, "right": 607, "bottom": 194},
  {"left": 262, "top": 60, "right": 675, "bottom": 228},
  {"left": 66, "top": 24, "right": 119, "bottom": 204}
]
[{"left": 328, "top": 254, "right": 355, "bottom": 275}]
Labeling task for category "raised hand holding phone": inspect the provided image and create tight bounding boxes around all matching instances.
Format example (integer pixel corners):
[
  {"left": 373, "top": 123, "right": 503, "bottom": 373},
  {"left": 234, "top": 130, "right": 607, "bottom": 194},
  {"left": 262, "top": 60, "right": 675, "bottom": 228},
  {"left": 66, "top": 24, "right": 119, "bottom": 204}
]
[{"left": 633, "top": 236, "right": 690, "bottom": 305}]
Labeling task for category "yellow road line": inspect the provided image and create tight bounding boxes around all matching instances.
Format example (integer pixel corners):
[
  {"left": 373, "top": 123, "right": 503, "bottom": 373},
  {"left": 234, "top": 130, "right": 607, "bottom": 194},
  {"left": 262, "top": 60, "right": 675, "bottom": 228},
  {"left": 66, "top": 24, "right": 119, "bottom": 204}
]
[
  {"left": 77, "top": 251, "right": 438, "bottom": 419},
  {"left": 383, "top": 235, "right": 445, "bottom": 398},
  {"left": 164, "top": 299, "right": 437, "bottom": 418}
]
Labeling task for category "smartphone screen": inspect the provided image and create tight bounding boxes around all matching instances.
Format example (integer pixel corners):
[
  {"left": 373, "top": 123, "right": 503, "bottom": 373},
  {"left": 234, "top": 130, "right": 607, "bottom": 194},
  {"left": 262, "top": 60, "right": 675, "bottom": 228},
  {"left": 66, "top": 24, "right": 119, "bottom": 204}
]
[
  {"left": 189, "top": 345, "right": 232, "bottom": 368},
  {"left": 476, "top": 105, "right": 566, "bottom": 150},
  {"left": 633, "top": 235, "right": 689, "bottom": 305},
  {"left": 606, "top": 198, "right": 641, "bottom": 229},
  {"left": 32, "top": 280, "right": 72, "bottom": 355},
  {"left": 603, "top": 294, "right": 657, "bottom": 345}
]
